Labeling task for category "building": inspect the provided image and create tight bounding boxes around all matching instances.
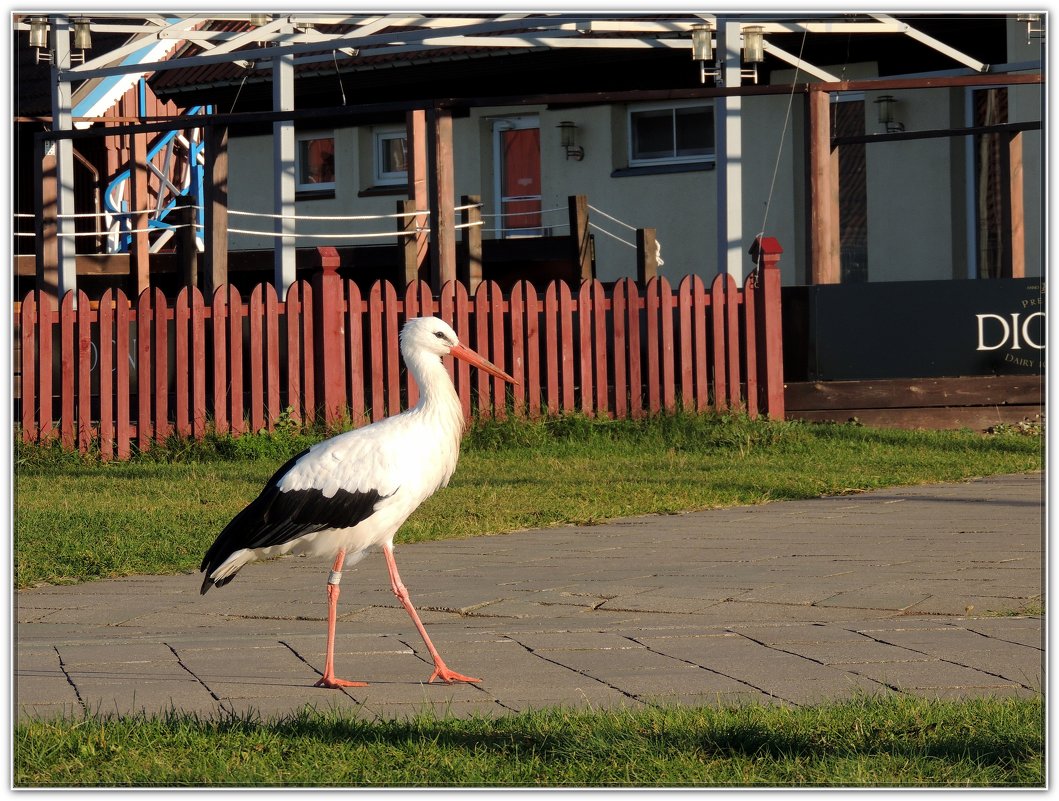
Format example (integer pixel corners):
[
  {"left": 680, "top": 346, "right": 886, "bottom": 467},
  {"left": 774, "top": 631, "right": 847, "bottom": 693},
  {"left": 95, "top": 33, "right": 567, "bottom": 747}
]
[{"left": 14, "top": 12, "right": 1045, "bottom": 297}]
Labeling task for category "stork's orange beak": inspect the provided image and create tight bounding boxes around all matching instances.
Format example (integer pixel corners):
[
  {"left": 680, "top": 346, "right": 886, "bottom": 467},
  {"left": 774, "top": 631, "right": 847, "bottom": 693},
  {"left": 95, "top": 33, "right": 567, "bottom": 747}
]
[{"left": 449, "top": 343, "right": 517, "bottom": 384}]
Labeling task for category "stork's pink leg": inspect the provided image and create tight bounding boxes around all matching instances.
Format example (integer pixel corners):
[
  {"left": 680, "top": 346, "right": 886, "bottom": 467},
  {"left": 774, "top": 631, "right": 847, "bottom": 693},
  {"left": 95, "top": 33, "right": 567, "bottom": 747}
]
[
  {"left": 382, "top": 543, "right": 480, "bottom": 684},
  {"left": 314, "top": 549, "right": 368, "bottom": 689}
]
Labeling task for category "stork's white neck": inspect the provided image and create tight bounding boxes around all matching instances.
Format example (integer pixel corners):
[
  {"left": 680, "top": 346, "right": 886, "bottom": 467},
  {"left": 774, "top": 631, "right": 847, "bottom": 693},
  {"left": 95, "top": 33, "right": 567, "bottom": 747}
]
[{"left": 403, "top": 348, "right": 465, "bottom": 449}]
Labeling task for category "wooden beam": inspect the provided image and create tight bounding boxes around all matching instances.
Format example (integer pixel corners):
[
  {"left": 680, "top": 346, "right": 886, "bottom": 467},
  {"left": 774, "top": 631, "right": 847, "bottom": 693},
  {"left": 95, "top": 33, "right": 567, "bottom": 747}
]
[
  {"left": 203, "top": 124, "right": 229, "bottom": 294},
  {"left": 808, "top": 89, "right": 840, "bottom": 284},
  {"left": 175, "top": 194, "right": 198, "bottom": 289},
  {"left": 1007, "top": 131, "right": 1025, "bottom": 278},
  {"left": 833, "top": 119, "right": 1040, "bottom": 146},
  {"left": 568, "top": 194, "right": 592, "bottom": 281},
  {"left": 129, "top": 131, "right": 150, "bottom": 295},
  {"left": 426, "top": 105, "right": 457, "bottom": 289},
  {"left": 399, "top": 199, "right": 420, "bottom": 287},
  {"left": 460, "top": 194, "right": 483, "bottom": 292},
  {"left": 405, "top": 109, "right": 429, "bottom": 280},
  {"left": 636, "top": 227, "right": 658, "bottom": 284},
  {"left": 36, "top": 140, "right": 60, "bottom": 303}
]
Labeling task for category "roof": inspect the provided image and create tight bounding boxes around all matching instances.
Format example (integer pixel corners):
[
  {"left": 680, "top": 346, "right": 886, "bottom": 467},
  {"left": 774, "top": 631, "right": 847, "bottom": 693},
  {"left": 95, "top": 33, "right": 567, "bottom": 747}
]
[
  {"left": 15, "top": 14, "right": 1014, "bottom": 116},
  {"left": 143, "top": 13, "right": 1010, "bottom": 109}
]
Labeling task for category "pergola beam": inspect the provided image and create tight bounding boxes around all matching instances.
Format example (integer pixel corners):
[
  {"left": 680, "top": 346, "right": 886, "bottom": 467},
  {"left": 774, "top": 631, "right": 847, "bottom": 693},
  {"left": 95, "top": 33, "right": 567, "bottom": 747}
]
[
  {"left": 61, "top": 15, "right": 571, "bottom": 78},
  {"left": 871, "top": 13, "right": 989, "bottom": 73},
  {"left": 762, "top": 40, "right": 840, "bottom": 82},
  {"left": 57, "top": 12, "right": 996, "bottom": 83}
]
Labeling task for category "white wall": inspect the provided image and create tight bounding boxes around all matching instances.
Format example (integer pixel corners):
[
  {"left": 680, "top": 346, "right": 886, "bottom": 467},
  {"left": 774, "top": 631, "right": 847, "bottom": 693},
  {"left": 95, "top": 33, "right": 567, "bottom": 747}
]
[
  {"left": 227, "top": 127, "right": 414, "bottom": 252},
  {"left": 865, "top": 88, "right": 955, "bottom": 282}
]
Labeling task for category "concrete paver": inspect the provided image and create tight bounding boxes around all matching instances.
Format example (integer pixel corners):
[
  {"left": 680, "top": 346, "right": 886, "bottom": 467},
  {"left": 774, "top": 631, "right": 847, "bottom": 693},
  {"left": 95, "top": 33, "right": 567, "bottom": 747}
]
[{"left": 14, "top": 473, "right": 1043, "bottom": 721}]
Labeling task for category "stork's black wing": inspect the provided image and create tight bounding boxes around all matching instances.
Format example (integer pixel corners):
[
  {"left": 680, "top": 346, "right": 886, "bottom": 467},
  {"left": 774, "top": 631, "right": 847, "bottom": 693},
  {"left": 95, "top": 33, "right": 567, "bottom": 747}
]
[{"left": 199, "top": 449, "right": 386, "bottom": 593}]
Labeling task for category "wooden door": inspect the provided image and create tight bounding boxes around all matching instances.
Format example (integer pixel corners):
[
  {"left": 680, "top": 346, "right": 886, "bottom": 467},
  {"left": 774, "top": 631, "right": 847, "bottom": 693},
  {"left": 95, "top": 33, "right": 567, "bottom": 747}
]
[{"left": 495, "top": 118, "right": 541, "bottom": 237}]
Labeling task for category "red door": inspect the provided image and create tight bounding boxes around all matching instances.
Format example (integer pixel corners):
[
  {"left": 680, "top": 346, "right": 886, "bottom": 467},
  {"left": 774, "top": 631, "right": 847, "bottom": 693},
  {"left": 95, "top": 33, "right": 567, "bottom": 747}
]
[{"left": 500, "top": 125, "right": 542, "bottom": 236}]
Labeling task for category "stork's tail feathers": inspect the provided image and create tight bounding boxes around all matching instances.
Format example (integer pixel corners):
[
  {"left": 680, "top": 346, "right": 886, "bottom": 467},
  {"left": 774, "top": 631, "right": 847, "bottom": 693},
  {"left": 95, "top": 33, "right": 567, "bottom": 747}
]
[{"left": 199, "top": 548, "right": 255, "bottom": 595}]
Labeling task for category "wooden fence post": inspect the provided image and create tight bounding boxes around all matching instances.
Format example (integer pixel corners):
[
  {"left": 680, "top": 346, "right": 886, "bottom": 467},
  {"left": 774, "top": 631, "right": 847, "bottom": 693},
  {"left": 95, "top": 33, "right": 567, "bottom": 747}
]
[
  {"left": 129, "top": 131, "right": 151, "bottom": 295},
  {"left": 636, "top": 227, "right": 658, "bottom": 284},
  {"left": 203, "top": 123, "right": 229, "bottom": 295},
  {"left": 749, "top": 236, "right": 785, "bottom": 419},
  {"left": 568, "top": 194, "right": 593, "bottom": 281},
  {"left": 175, "top": 194, "right": 198, "bottom": 289},
  {"left": 399, "top": 199, "right": 421, "bottom": 287},
  {"left": 313, "top": 246, "right": 347, "bottom": 427},
  {"left": 460, "top": 194, "right": 483, "bottom": 293}
]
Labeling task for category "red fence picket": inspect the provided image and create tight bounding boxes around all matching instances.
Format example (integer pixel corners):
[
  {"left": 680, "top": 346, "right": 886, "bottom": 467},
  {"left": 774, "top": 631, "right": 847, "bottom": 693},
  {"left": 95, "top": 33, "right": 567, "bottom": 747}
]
[
  {"left": 20, "top": 292, "right": 37, "bottom": 442},
  {"left": 15, "top": 239, "right": 784, "bottom": 458}
]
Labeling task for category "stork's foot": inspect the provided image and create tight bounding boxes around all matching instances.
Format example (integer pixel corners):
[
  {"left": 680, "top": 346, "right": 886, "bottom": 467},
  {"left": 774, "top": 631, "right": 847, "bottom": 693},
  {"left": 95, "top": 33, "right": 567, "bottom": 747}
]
[
  {"left": 428, "top": 663, "right": 481, "bottom": 684},
  {"left": 314, "top": 675, "right": 368, "bottom": 689}
]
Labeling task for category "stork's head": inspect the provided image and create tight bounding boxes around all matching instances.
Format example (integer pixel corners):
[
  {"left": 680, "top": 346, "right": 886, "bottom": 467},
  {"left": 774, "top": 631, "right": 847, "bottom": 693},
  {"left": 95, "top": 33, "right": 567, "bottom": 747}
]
[{"left": 400, "top": 317, "right": 516, "bottom": 383}]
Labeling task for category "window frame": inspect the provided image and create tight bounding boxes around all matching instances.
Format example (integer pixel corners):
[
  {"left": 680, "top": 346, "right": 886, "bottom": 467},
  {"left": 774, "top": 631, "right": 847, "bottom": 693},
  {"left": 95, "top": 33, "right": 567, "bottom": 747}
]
[
  {"left": 627, "top": 100, "right": 716, "bottom": 168},
  {"left": 295, "top": 130, "right": 336, "bottom": 192},
  {"left": 373, "top": 127, "right": 408, "bottom": 187}
]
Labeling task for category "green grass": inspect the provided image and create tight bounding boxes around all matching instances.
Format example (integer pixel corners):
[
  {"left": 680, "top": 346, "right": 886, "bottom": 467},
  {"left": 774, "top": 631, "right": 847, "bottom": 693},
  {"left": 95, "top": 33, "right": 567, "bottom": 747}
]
[
  {"left": 14, "top": 413, "right": 1042, "bottom": 589},
  {"left": 14, "top": 695, "right": 1043, "bottom": 787}
]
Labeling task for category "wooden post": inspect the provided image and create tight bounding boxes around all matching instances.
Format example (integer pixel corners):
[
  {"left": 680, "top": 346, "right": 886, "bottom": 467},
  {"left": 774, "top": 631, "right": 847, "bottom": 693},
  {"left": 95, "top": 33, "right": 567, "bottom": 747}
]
[
  {"left": 1002, "top": 130, "right": 1025, "bottom": 278},
  {"left": 399, "top": 199, "right": 421, "bottom": 287},
  {"left": 808, "top": 89, "right": 840, "bottom": 284},
  {"left": 203, "top": 124, "right": 229, "bottom": 295},
  {"left": 129, "top": 130, "right": 150, "bottom": 294},
  {"left": 427, "top": 105, "right": 457, "bottom": 290},
  {"left": 636, "top": 227, "right": 658, "bottom": 285},
  {"left": 460, "top": 194, "right": 483, "bottom": 292},
  {"left": 175, "top": 194, "right": 198, "bottom": 289},
  {"left": 312, "top": 246, "right": 346, "bottom": 427},
  {"left": 35, "top": 134, "right": 60, "bottom": 303},
  {"left": 568, "top": 194, "right": 593, "bottom": 281},
  {"left": 749, "top": 236, "right": 785, "bottom": 420},
  {"left": 405, "top": 109, "right": 429, "bottom": 279}
]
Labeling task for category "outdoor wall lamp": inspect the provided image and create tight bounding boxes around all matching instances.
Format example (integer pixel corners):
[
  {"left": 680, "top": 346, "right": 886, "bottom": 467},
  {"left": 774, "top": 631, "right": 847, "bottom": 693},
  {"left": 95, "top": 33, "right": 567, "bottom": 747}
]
[
  {"left": 28, "top": 16, "right": 48, "bottom": 50},
  {"left": 742, "top": 25, "right": 765, "bottom": 63},
  {"left": 558, "top": 121, "right": 584, "bottom": 161},
  {"left": 874, "top": 94, "right": 905, "bottom": 133},
  {"left": 250, "top": 13, "right": 271, "bottom": 26},
  {"left": 1016, "top": 13, "right": 1044, "bottom": 44},
  {"left": 72, "top": 17, "right": 92, "bottom": 51},
  {"left": 740, "top": 25, "right": 764, "bottom": 84},
  {"left": 691, "top": 23, "right": 720, "bottom": 84}
]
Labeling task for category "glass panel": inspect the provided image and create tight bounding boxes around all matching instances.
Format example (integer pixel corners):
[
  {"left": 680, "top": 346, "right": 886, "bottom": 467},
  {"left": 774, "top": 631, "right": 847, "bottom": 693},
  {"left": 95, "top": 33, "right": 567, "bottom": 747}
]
[
  {"left": 631, "top": 109, "right": 674, "bottom": 160},
  {"left": 674, "top": 106, "right": 713, "bottom": 157},
  {"left": 380, "top": 135, "right": 407, "bottom": 174},
  {"left": 298, "top": 137, "right": 335, "bottom": 186},
  {"left": 974, "top": 88, "right": 1009, "bottom": 279},
  {"left": 834, "top": 99, "right": 868, "bottom": 283}
]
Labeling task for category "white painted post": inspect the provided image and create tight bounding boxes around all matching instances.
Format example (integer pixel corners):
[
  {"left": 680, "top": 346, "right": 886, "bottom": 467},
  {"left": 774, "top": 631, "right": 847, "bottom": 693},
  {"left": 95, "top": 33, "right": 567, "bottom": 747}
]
[
  {"left": 273, "top": 49, "right": 296, "bottom": 293},
  {"left": 51, "top": 15, "right": 78, "bottom": 296},
  {"left": 714, "top": 18, "right": 745, "bottom": 282}
]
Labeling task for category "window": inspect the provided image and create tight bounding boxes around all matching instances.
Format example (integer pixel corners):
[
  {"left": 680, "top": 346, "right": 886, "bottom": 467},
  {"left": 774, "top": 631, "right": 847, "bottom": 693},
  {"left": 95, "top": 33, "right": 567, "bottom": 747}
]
[
  {"left": 296, "top": 132, "right": 335, "bottom": 191},
  {"left": 628, "top": 102, "right": 714, "bottom": 166},
  {"left": 374, "top": 128, "right": 408, "bottom": 186}
]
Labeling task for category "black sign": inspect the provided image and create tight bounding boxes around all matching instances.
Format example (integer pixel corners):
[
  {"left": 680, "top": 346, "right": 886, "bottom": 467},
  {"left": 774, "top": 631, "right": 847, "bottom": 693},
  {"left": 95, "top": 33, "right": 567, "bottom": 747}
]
[{"left": 782, "top": 278, "right": 1044, "bottom": 382}]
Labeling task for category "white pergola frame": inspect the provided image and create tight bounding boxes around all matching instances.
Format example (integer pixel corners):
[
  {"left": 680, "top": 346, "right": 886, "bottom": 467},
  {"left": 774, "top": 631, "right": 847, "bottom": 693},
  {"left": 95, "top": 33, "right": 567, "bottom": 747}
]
[{"left": 16, "top": 12, "right": 995, "bottom": 291}]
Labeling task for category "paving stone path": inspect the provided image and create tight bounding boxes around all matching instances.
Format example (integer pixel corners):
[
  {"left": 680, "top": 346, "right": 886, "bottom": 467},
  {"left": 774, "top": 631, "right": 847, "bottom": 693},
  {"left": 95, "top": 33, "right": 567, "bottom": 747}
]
[{"left": 16, "top": 473, "right": 1043, "bottom": 721}]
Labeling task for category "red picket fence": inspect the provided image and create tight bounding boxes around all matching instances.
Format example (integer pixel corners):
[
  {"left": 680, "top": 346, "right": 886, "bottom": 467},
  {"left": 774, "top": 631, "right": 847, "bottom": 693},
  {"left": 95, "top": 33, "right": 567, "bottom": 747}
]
[{"left": 17, "top": 240, "right": 784, "bottom": 459}]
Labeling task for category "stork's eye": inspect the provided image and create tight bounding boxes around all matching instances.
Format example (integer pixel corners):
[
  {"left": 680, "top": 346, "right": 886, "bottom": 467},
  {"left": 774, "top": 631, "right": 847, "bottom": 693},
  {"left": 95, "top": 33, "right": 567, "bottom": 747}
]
[{"left": 434, "top": 331, "right": 448, "bottom": 341}]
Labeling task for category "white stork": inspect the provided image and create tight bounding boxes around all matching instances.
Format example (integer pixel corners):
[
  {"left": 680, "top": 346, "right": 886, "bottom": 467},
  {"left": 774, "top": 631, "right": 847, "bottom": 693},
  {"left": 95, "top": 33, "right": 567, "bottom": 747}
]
[{"left": 200, "top": 317, "right": 516, "bottom": 687}]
